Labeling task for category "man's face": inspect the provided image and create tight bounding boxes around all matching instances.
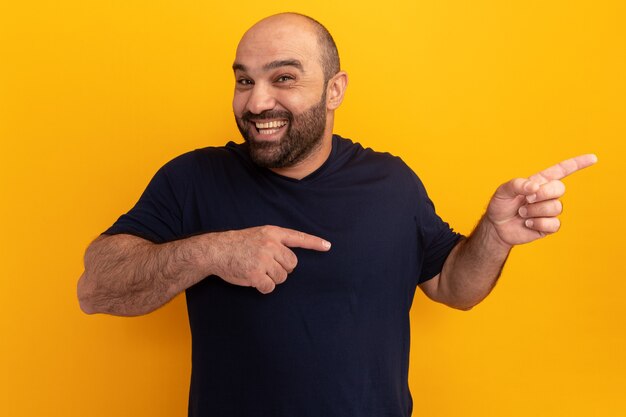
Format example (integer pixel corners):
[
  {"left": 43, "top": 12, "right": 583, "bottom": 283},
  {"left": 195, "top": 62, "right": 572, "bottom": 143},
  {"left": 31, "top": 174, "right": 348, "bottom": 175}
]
[{"left": 232, "top": 20, "right": 329, "bottom": 168}]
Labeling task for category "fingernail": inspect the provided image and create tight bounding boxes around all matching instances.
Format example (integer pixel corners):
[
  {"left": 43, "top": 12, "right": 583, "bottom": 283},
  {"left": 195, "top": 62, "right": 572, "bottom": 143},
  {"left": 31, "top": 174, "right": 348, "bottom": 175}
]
[
  {"left": 525, "top": 219, "right": 534, "bottom": 228},
  {"left": 526, "top": 194, "right": 537, "bottom": 203},
  {"left": 323, "top": 240, "right": 332, "bottom": 249},
  {"left": 518, "top": 206, "right": 527, "bottom": 217}
]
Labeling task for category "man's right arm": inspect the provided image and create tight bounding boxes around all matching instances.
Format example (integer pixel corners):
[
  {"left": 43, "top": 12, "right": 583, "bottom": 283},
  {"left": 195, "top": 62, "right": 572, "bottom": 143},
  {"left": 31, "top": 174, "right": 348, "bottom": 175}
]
[
  {"left": 77, "top": 226, "right": 331, "bottom": 317},
  {"left": 77, "top": 233, "right": 213, "bottom": 316}
]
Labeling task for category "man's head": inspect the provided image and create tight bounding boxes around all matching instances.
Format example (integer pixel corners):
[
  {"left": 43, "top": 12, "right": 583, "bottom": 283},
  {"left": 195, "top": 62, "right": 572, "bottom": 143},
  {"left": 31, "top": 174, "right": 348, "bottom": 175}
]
[{"left": 232, "top": 13, "right": 347, "bottom": 170}]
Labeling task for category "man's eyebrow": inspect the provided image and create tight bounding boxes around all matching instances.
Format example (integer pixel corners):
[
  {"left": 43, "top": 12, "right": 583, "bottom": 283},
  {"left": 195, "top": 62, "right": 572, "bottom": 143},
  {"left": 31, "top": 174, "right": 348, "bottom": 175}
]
[
  {"left": 232, "top": 60, "right": 304, "bottom": 73},
  {"left": 263, "top": 59, "right": 304, "bottom": 72},
  {"left": 232, "top": 62, "right": 247, "bottom": 72}
]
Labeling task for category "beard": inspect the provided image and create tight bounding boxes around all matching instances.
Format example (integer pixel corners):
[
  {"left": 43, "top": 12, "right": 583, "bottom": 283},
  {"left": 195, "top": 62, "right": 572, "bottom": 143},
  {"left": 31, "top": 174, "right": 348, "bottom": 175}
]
[{"left": 235, "top": 93, "right": 327, "bottom": 169}]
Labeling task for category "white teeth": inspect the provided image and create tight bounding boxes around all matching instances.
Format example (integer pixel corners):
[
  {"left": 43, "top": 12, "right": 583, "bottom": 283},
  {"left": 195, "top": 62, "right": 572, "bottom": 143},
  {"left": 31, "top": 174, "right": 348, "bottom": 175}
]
[
  {"left": 258, "top": 128, "right": 279, "bottom": 135},
  {"left": 255, "top": 120, "right": 287, "bottom": 129}
]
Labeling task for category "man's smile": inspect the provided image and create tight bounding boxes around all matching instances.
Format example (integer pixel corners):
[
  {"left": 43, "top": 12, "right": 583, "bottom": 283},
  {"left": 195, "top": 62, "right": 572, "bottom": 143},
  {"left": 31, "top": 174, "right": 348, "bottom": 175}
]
[{"left": 251, "top": 119, "right": 289, "bottom": 138}]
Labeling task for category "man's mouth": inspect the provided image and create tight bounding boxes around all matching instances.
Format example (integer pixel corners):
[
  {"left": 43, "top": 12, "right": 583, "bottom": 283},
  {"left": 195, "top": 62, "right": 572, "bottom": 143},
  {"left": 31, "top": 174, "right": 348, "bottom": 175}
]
[{"left": 253, "top": 119, "right": 288, "bottom": 136}]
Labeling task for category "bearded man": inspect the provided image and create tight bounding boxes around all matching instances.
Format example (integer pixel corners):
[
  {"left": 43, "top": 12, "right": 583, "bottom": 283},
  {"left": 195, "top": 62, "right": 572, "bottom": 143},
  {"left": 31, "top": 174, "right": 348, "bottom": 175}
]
[{"left": 77, "top": 12, "right": 596, "bottom": 417}]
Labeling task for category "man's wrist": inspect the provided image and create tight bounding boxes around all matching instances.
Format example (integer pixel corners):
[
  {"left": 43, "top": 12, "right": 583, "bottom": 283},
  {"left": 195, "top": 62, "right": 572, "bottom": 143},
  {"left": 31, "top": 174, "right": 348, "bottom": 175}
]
[
  {"left": 187, "top": 232, "right": 216, "bottom": 278},
  {"left": 480, "top": 215, "right": 514, "bottom": 254}
]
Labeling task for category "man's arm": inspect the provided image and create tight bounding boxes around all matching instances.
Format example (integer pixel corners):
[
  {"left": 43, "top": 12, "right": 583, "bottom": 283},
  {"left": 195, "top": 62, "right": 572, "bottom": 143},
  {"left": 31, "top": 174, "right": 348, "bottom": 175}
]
[
  {"left": 419, "top": 217, "right": 511, "bottom": 310},
  {"left": 419, "top": 154, "right": 597, "bottom": 310},
  {"left": 77, "top": 226, "right": 331, "bottom": 316}
]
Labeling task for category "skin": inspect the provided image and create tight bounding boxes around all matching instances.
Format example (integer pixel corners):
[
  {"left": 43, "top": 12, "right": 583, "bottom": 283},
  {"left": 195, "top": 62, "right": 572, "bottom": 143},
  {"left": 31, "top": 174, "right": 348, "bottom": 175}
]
[
  {"left": 420, "top": 154, "right": 597, "bottom": 310},
  {"left": 232, "top": 14, "right": 348, "bottom": 179},
  {"left": 77, "top": 13, "right": 597, "bottom": 316}
]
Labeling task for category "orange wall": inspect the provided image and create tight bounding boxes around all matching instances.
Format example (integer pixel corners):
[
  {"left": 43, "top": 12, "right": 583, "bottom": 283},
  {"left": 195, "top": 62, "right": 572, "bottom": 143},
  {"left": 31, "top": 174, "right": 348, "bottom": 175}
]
[{"left": 1, "top": 1, "right": 624, "bottom": 416}]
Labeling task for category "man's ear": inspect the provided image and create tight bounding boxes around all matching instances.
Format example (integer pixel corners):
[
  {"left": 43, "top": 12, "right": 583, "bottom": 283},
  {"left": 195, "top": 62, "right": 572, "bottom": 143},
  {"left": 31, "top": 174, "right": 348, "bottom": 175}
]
[{"left": 326, "top": 71, "right": 348, "bottom": 110}]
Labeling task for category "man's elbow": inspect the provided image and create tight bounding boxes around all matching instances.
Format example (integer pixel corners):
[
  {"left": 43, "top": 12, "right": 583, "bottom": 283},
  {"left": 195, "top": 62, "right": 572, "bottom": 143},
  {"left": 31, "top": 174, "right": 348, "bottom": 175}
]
[
  {"left": 77, "top": 273, "right": 154, "bottom": 317},
  {"left": 77, "top": 272, "right": 98, "bottom": 315},
  {"left": 439, "top": 298, "right": 479, "bottom": 311},
  {"left": 78, "top": 300, "right": 97, "bottom": 315},
  {"left": 423, "top": 291, "right": 479, "bottom": 311},
  {"left": 444, "top": 291, "right": 492, "bottom": 311},
  {"left": 449, "top": 302, "right": 477, "bottom": 311},
  {"left": 421, "top": 277, "right": 481, "bottom": 311}
]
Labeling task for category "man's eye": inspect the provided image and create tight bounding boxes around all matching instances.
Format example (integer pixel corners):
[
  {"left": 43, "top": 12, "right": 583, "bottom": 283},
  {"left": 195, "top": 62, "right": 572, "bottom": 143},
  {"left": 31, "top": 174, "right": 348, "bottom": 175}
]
[
  {"left": 276, "top": 75, "right": 294, "bottom": 83},
  {"left": 237, "top": 78, "right": 253, "bottom": 86}
]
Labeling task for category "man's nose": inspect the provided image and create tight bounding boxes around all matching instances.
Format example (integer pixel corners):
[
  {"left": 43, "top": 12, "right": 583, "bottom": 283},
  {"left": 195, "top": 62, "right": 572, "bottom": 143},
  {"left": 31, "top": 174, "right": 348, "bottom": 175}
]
[{"left": 246, "top": 84, "right": 276, "bottom": 115}]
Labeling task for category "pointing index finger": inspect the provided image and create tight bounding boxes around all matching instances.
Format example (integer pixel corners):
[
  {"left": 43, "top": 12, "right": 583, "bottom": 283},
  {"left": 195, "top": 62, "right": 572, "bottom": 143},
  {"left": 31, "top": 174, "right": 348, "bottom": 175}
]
[
  {"left": 279, "top": 227, "right": 332, "bottom": 252},
  {"left": 529, "top": 154, "right": 598, "bottom": 183}
]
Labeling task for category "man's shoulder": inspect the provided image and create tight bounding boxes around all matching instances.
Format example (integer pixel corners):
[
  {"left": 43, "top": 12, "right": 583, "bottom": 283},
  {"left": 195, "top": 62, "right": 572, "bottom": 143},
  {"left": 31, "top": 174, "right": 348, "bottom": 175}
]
[
  {"left": 140, "top": 142, "right": 251, "bottom": 194},
  {"left": 160, "top": 141, "right": 249, "bottom": 172},
  {"left": 334, "top": 135, "right": 413, "bottom": 177}
]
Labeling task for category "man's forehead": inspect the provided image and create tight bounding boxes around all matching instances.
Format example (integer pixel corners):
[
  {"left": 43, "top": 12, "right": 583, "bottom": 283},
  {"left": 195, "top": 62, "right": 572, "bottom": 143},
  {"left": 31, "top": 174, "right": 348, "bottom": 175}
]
[
  {"left": 234, "top": 17, "right": 320, "bottom": 72},
  {"left": 232, "top": 48, "right": 310, "bottom": 74},
  {"left": 233, "top": 47, "right": 319, "bottom": 77}
]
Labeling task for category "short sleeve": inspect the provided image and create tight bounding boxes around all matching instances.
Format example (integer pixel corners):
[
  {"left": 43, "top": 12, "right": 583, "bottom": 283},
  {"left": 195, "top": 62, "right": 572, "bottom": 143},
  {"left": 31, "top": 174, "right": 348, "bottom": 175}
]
[
  {"left": 412, "top": 173, "right": 464, "bottom": 284},
  {"left": 103, "top": 155, "right": 193, "bottom": 243}
]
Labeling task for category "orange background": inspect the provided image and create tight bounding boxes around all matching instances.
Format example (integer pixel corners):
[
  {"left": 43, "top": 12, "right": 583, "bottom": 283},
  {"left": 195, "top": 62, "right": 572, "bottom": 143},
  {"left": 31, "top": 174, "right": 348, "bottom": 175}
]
[{"left": 1, "top": 1, "right": 624, "bottom": 416}]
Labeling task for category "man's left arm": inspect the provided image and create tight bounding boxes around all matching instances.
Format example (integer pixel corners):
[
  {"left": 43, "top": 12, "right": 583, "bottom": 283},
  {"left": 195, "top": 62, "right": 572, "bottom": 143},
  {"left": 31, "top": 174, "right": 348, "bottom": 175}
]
[{"left": 419, "top": 154, "right": 597, "bottom": 310}]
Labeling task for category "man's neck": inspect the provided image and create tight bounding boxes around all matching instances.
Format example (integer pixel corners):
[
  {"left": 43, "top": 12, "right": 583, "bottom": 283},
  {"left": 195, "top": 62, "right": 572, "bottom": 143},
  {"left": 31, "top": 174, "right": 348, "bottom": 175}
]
[{"left": 269, "top": 133, "right": 334, "bottom": 180}]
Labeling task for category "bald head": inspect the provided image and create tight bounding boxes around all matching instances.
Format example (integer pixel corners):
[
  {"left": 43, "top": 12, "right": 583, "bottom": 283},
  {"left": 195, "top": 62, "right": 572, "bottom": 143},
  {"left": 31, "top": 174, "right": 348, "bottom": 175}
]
[{"left": 240, "top": 13, "right": 340, "bottom": 84}]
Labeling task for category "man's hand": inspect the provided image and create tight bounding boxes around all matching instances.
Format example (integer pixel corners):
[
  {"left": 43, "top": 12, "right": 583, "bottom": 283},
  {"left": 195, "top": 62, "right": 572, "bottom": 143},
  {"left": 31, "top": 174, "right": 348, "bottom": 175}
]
[
  {"left": 487, "top": 154, "right": 598, "bottom": 246},
  {"left": 209, "top": 225, "right": 332, "bottom": 294},
  {"left": 421, "top": 154, "right": 597, "bottom": 310}
]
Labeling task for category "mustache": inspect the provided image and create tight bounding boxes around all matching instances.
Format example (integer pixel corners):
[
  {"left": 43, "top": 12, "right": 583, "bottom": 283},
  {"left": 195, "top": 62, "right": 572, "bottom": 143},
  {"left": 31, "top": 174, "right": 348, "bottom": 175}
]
[{"left": 240, "top": 110, "right": 293, "bottom": 123}]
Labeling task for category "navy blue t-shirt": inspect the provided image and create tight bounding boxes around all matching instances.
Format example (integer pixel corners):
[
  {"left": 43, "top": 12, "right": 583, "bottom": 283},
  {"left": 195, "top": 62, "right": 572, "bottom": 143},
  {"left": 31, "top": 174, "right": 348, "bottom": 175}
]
[{"left": 104, "top": 135, "right": 462, "bottom": 417}]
